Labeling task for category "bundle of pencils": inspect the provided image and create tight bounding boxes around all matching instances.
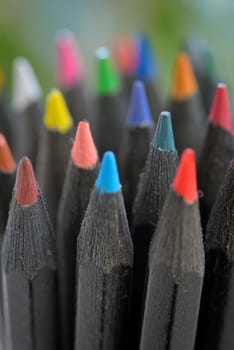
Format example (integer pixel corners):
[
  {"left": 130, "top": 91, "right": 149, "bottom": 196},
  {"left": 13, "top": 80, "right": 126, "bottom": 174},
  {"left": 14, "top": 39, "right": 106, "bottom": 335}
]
[{"left": 0, "top": 27, "right": 234, "bottom": 350}]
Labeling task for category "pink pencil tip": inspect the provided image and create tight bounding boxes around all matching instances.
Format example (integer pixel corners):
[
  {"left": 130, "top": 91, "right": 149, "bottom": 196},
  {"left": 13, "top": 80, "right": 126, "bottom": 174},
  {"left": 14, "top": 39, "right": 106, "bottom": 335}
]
[
  {"left": 209, "top": 83, "right": 233, "bottom": 133},
  {"left": 56, "top": 30, "right": 84, "bottom": 88},
  {"left": 71, "top": 121, "right": 98, "bottom": 168},
  {"left": 15, "top": 157, "right": 39, "bottom": 206}
]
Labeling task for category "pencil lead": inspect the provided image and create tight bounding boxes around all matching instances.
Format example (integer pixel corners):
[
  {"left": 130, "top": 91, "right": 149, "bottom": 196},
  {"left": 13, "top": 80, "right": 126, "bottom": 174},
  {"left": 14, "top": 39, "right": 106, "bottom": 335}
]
[
  {"left": 44, "top": 89, "right": 73, "bottom": 133},
  {"left": 170, "top": 52, "right": 198, "bottom": 100},
  {"left": 95, "top": 47, "right": 120, "bottom": 95},
  {"left": 209, "top": 83, "right": 233, "bottom": 133},
  {"left": 71, "top": 121, "right": 98, "bottom": 168},
  {"left": 0, "top": 68, "right": 5, "bottom": 94},
  {"left": 153, "top": 111, "right": 176, "bottom": 151},
  {"left": 113, "top": 35, "right": 138, "bottom": 75},
  {"left": 15, "top": 157, "right": 39, "bottom": 206},
  {"left": 12, "top": 57, "right": 42, "bottom": 112},
  {"left": 96, "top": 151, "right": 121, "bottom": 194},
  {"left": 0, "top": 134, "right": 15, "bottom": 173},
  {"left": 56, "top": 29, "right": 84, "bottom": 88},
  {"left": 127, "top": 81, "right": 153, "bottom": 126},
  {"left": 172, "top": 148, "right": 198, "bottom": 203},
  {"left": 135, "top": 34, "right": 157, "bottom": 81}
]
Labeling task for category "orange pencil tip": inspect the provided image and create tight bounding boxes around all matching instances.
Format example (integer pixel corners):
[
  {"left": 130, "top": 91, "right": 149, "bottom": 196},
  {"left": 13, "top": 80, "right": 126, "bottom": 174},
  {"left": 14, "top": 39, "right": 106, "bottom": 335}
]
[
  {"left": 170, "top": 52, "right": 198, "bottom": 100},
  {"left": 0, "top": 134, "right": 16, "bottom": 173}
]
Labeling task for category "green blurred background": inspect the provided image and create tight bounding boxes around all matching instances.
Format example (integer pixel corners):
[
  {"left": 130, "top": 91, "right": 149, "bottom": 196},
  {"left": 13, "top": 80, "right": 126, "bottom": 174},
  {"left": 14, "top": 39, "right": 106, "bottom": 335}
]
[{"left": 1, "top": 0, "right": 234, "bottom": 101}]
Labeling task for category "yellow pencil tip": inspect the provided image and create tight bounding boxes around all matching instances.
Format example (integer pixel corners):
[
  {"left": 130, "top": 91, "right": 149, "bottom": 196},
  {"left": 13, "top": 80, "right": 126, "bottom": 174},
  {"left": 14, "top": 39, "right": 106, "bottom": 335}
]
[{"left": 44, "top": 89, "right": 73, "bottom": 133}]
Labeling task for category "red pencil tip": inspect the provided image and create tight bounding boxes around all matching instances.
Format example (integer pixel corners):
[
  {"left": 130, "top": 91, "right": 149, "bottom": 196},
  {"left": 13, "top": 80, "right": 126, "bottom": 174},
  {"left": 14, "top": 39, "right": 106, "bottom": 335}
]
[
  {"left": 71, "top": 121, "right": 98, "bottom": 168},
  {"left": 0, "top": 134, "right": 16, "bottom": 173},
  {"left": 15, "top": 157, "right": 39, "bottom": 206},
  {"left": 209, "top": 83, "right": 233, "bottom": 133},
  {"left": 113, "top": 35, "right": 138, "bottom": 75},
  {"left": 172, "top": 149, "right": 198, "bottom": 203}
]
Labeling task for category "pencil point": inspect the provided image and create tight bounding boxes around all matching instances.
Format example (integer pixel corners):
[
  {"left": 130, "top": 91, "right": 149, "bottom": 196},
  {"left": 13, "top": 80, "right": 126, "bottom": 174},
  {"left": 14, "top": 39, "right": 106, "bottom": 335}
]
[
  {"left": 95, "top": 47, "right": 120, "bottom": 95},
  {"left": 153, "top": 111, "right": 176, "bottom": 151},
  {"left": 135, "top": 34, "right": 157, "bottom": 81},
  {"left": 15, "top": 157, "right": 39, "bottom": 206},
  {"left": 170, "top": 52, "right": 198, "bottom": 100},
  {"left": 0, "top": 134, "right": 16, "bottom": 173},
  {"left": 44, "top": 89, "right": 73, "bottom": 133},
  {"left": 113, "top": 35, "right": 138, "bottom": 75},
  {"left": 12, "top": 57, "right": 42, "bottom": 112},
  {"left": 127, "top": 81, "right": 153, "bottom": 126},
  {"left": 96, "top": 151, "right": 121, "bottom": 193},
  {"left": 71, "top": 121, "right": 98, "bottom": 168},
  {"left": 172, "top": 148, "right": 198, "bottom": 203},
  {"left": 209, "top": 83, "right": 233, "bottom": 133},
  {"left": 56, "top": 29, "right": 84, "bottom": 88}
]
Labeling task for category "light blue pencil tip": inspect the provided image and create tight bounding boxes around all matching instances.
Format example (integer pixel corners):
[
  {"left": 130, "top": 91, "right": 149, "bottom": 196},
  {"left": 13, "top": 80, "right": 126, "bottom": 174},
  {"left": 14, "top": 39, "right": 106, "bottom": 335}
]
[
  {"left": 96, "top": 151, "right": 121, "bottom": 193},
  {"left": 127, "top": 81, "right": 153, "bottom": 127}
]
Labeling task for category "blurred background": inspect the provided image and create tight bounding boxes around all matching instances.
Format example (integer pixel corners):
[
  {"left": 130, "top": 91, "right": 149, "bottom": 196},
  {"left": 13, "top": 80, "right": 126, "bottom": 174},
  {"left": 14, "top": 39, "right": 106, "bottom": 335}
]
[{"left": 1, "top": 0, "right": 234, "bottom": 102}]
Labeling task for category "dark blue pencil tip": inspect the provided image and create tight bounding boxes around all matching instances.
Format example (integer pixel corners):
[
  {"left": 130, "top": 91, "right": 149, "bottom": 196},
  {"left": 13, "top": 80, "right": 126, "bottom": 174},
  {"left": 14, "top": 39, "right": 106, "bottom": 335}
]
[
  {"left": 96, "top": 151, "right": 121, "bottom": 194},
  {"left": 135, "top": 34, "right": 158, "bottom": 81},
  {"left": 153, "top": 111, "right": 176, "bottom": 151},
  {"left": 127, "top": 81, "right": 153, "bottom": 127}
]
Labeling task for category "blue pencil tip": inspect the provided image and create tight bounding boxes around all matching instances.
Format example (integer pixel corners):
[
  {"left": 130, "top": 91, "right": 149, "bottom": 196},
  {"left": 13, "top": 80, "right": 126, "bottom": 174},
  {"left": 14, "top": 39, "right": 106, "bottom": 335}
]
[
  {"left": 135, "top": 34, "right": 158, "bottom": 81},
  {"left": 153, "top": 111, "right": 176, "bottom": 151},
  {"left": 127, "top": 81, "right": 153, "bottom": 127},
  {"left": 96, "top": 151, "right": 121, "bottom": 193}
]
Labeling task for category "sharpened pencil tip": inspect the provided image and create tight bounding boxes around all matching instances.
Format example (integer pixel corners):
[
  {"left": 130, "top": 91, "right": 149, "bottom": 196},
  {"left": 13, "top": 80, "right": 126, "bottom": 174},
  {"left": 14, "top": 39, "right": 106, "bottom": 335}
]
[
  {"left": 95, "top": 47, "right": 120, "bottom": 95},
  {"left": 172, "top": 148, "right": 198, "bottom": 203},
  {"left": 209, "top": 83, "right": 233, "bottom": 133},
  {"left": 127, "top": 81, "right": 153, "bottom": 126},
  {"left": 12, "top": 57, "right": 42, "bottom": 112},
  {"left": 15, "top": 157, "right": 39, "bottom": 206},
  {"left": 96, "top": 151, "right": 121, "bottom": 193},
  {"left": 0, "top": 134, "right": 16, "bottom": 173},
  {"left": 170, "top": 52, "right": 198, "bottom": 100},
  {"left": 113, "top": 35, "right": 138, "bottom": 75},
  {"left": 153, "top": 111, "right": 176, "bottom": 151},
  {"left": 56, "top": 29, "right": 84, "bottom": 88},
  {"left": 71, "top": 121, "right": 98, "bottom": 168},
  {"left": 44, "top": 89, "right": 73, "bottom": 133},
  {"left": 135, "top": 34, "right": 157, "bottom": 81}
]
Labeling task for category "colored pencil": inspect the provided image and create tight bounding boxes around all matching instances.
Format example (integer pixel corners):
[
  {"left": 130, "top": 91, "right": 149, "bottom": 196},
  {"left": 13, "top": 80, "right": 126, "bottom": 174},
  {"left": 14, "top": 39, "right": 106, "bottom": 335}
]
[
  {"left": 56, "top": 29, "right": 87, "bottom": 125},
  {"left": 0, "top": 134, "right": 15, "bottom": 349},
  {"left": 119, "top": 80, "right": 153, "bottom": 221},
  {"left": 74, "top": 151, "right": 133, "bottom": 350},
  {"left": 196, "top": 159, "right": 234, "bottom": 350},
  {"left": 135, "top": 34, "right": 161, "bottom": 123},
  {"left": 185, "top": 37, "right": 217, "bottom": 113},
  {"left": 94, "top": 47, "right": 125, "bottom": 158},
  {"left": 168, "top": 52, "right": 206, "bottom": 158},
  {"left": 199, "top": 83, "right": 234, "bottom": 228},
  {"left": 2, "top": 157, "right": 58, "bottom": 350},
  {"left": 140, "top": 149, "right": 204, "bottom": 350},
  {"left": 129, "top": 111, "right": 178, "bottom": 347},
  {"left": 36, "top": 89, "right": 73, "bottom": 228},
  {"left": 113, "top": 34, "right": 138, "bottom": 99},
  {"left": 57, "top": 121, "right": 99, "bottom": 350},
  {"left": 12, "top": 57, "right": 42, "bottom": 164}
]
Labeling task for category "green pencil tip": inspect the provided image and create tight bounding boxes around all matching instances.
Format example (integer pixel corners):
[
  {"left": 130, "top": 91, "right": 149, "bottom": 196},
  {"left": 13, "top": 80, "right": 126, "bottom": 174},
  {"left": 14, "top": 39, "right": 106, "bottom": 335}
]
[
  {"left": 95, "top": 47, "right": 120, "bottom": 95},
  {"left": 153, "top": 111, "right": 176, "bottom": 151}
]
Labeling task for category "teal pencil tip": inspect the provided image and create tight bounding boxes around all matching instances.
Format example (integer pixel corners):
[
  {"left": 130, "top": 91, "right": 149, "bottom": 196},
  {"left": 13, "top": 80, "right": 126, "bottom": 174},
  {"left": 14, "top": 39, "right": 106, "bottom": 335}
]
[
  {"left": 153, "top": 111, "right": 176, "bottom": 151},
  {"left": 96, "top": 151, "right": 121, "bottom": 193}
]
